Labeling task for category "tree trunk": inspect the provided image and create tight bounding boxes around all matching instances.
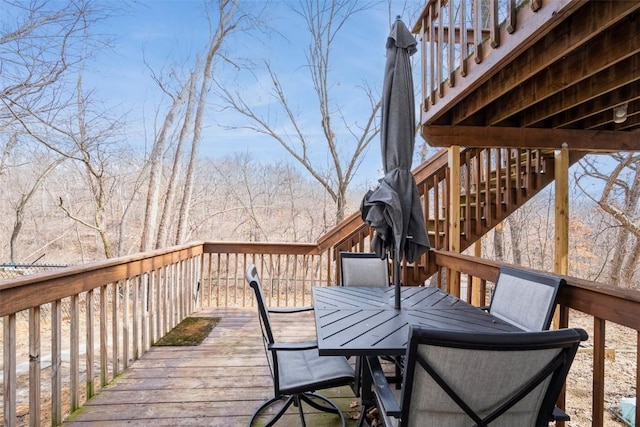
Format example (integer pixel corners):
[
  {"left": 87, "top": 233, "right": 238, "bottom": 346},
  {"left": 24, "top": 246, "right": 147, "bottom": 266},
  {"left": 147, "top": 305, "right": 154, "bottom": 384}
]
[
  {"left": 507, "top": 215, "right": 522, "bottom": 265},
  {"left": 156, "top": 71, "right": 197, "bottom": 248},
  {"left": 139, "top": 82, "right": 189, "bottom": 251},
  {"left": 493, "top": 222, "right": 504, "bottom": 261}
]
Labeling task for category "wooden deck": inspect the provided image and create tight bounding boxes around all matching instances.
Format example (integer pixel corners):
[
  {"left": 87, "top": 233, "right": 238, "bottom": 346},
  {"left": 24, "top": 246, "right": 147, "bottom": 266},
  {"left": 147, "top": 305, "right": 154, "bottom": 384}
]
[{"left": 63, "top": 307, "right": 361, "bottom": 426}]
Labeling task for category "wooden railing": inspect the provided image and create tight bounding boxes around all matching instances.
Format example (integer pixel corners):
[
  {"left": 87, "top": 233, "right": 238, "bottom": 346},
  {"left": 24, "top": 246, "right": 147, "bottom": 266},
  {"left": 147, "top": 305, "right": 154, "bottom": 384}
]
[
  {"left": 2, "top": 241, "right": 639, "bottom": 426},
  {"left": 322, "top": 147, "right": 579, "bottom": 286},
  {"left": 1, "top": 244, "right": 205, "bottom": 426},
  {"left": 412, "top": 0, "right": 581, "bottom": 123}
]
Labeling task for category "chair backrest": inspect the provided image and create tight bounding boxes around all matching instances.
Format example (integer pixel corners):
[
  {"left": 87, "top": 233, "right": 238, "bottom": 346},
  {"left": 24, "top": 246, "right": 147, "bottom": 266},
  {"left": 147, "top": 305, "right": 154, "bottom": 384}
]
[
  {"left": 400, "top": 326, "right": 588, "bottom": 427},
  {"left": 489, "top": 266, "right": 565, "bottom": 332},
  {"left": 339, "top": 251, "right": 390, "bottom": 287},
  {"left": 246, "top": 264, "right": 277, "bottom": 384}
]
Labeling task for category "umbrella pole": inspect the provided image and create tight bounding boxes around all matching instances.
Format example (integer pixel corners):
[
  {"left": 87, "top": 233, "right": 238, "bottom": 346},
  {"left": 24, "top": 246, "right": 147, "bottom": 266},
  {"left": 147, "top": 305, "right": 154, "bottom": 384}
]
[{"left": 394, "top": 246, "right": 401, "bottom": 309}]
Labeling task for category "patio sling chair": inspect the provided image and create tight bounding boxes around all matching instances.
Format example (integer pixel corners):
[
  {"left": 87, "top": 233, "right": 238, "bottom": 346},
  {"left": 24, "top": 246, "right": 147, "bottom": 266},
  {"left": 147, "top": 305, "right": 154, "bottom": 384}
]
[
  {"left": 487, "top": 266, "right": 565, "bottom": 332},
  {"left": 245, "top": 264, "right": 355, "bottom": 427},
  {"left": 364, "top": 326, "right": 588, "bottom": 427},
  {"left": 339, "top": 251, "right": 399, "bottom": 396},
  {"left": 339, "top": 251, "right": 390, "bottom": 287}
]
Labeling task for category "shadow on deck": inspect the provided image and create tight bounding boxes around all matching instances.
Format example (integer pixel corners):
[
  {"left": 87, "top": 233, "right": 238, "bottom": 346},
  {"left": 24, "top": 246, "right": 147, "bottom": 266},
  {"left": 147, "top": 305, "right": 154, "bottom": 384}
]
[{"left": 63, "top": 307, "right": 360, "bottom": 426}]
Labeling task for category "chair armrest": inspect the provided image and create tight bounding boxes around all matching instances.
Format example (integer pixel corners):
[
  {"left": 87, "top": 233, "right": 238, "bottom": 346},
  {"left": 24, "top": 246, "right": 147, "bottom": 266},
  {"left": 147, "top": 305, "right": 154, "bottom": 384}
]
[
  {"left": 268, "top": 306, "right": 314, "bottom": 314},
  {"left": 366, "top": 355, "right": 402, "bottom": 417},
  {"left": 268, "top": 340, "right": 318, "bottom": 351}
]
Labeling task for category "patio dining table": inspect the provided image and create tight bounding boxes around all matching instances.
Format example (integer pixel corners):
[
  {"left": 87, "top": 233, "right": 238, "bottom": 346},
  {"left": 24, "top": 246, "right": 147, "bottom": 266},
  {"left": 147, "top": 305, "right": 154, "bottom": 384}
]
[
  {"left": 313, "top": 285, "right": 522, "bottom": 418},
  {"left": 312, "top": 285, "right": 520, "bottom": 357}
]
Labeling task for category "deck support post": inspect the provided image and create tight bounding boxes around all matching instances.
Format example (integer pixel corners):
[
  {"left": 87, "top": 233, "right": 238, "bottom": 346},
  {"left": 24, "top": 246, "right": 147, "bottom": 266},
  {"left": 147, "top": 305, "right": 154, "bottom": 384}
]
[
  {"left": 553, "top": 143, "right": 570, "bottom": 425},
  {"left": 554, "top": 143, "right": 569, "bottom": 276}
]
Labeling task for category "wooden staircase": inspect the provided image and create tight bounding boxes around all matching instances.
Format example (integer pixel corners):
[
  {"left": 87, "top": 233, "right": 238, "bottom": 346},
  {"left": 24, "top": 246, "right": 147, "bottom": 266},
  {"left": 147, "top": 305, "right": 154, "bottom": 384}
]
[{"left": 319, "top": 147, "right": 585, "bottom": 284}]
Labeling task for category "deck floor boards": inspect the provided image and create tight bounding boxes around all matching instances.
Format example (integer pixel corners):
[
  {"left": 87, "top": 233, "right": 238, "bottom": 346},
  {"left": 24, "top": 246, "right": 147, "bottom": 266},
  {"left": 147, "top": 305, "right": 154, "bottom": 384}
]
[{"left": 63, "top": 307, "right": 363, "bottom": 426}]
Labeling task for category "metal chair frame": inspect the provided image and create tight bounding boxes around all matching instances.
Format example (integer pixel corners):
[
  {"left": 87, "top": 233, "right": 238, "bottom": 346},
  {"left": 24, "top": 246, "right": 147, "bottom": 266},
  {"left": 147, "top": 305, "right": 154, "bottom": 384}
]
[
  {"left": 246, "top": 264, "right": 355, "bottom": 427},
  {"left": 364, "top": 326, "right": 587, "bottom": 427}
]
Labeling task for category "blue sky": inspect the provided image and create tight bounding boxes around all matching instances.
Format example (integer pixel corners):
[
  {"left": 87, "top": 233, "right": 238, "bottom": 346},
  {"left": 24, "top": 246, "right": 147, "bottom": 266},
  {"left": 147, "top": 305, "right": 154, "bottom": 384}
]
[{"left": 87, "top": 0, "right": 425, "bottom": 188}]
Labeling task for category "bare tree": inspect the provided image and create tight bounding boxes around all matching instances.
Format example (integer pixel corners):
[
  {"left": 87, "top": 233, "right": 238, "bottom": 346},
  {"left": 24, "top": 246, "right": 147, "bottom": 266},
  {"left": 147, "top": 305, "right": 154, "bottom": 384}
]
[
  {"left": 56, "top": 75, "right": 127, "bottom": 259},
  {"left": 155, "top": 70, "right": 198, "bottom": 248},
  {"left": 141, "top": 0, "right": 255, "bottom": 250},
  {"left": 10, "top": 151, "right": 66, "bottom": 263},
  {"left": 0, "top": 134, "right": 18, "bottom": 178},
  {"left": 0, "top": 1, "right": 123, "bottom": 260},
  {"left": 176, "top": 0, "right": 249, "bottom": 244},
  {"left": 506, "top": 214, "right": 522, "bottom": 264},
  {"left": 217, "top": 0, "right": 381, "bottom": 224},
  {"left": 576, "top": 153, "right": 640, "bottom": 288},
  {"left": 140, "top": 72, "right": 191, "bottom": 251},
  {"left": 0, "top": 0, "right": 111, "bottom": 127},
  {"left": 206, "top": 152, "right": 330, "bottom": 242}
]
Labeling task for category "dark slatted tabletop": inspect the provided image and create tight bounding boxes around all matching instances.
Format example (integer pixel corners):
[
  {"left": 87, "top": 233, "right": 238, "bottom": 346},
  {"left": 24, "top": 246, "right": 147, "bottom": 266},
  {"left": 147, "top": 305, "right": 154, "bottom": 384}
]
[{"left": 313, "top": 286, "right": 519, "bottom": 357}]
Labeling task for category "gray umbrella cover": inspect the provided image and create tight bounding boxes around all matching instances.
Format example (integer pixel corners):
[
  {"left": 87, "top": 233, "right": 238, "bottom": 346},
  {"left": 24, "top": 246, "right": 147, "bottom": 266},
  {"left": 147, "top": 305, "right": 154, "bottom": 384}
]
[{"left": 361, "top": 18, "right": 430, "bottom": 264}]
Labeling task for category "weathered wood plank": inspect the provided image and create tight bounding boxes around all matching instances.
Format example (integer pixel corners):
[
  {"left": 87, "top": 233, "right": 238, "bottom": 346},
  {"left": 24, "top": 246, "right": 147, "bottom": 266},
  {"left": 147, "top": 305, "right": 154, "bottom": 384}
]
[{"left": 63, "top": 307, "right": 361, "bottom": 426}]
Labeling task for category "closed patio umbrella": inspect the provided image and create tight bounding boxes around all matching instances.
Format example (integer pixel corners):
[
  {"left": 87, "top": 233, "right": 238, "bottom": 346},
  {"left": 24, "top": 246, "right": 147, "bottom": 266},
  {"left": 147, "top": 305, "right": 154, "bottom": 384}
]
[{"left": 361, "top": 17, "right": 430, "bottom": 309}]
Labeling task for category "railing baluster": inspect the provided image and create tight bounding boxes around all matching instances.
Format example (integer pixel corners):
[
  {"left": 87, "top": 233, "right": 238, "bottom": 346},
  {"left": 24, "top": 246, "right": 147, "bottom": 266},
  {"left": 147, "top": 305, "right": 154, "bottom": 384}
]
[
  {"left": 140, "top": 270, "right": 153, "bottom": 353},
  {"left": 133, "top": 275, "right": 140, "bottom": 360},
  {"left": 70, "top": 293, "right": 79, "bottom": 411},
  {"left": 113, "top": 282, "right": 120, "bottom": 377},
  {"left": 473, "top": 0, "right": 483, "bottom": 63},
  {"left": 155, "top": 270, "right": 162, "bottom": 341},
  {"left": 162, "top": 266, "right": 168, "bottom": 335},
  {"left": 216, "top": 253, "right": 222, "bottom": 307},
  {"left": 122, "top": 280, "right": 129, "bottom": 372},
  {"left": 100, "top": 286, "right": 108, "bottom": 387},
  {"left": 28, "top": 307, "right": 41, "bottom": 427},
  {"left": 484, "top": 148, "right": 492, "bottom": 226},
  {"left": 3, "top": 313, "right": 17, "bottom": 427},
  {"left": 507, "top": 0, "right": 517, "bottom": 33},
  {"left": 51, "top": 299, "right": 62, "bottom": 426},
  {"left": 473, "top": 149, "right": 482, "bottom": 237},
  {"left": 86, "top": 289, "right": 95, "bottom": 398},
  {"left": 197, "top": 254, "right": 204, "bottom": 309},
  {"left": 149, "top": 272, "right": 155, "bottom": 345},
  {"left": 224, "top": 253, "right": 230, "bottom": 307},
  {"left": 495, "top": 148, "right": 503, "bottom": 220},
  {"left": 169, "top": 265, "right": 176, "bottom": 329},
  {"left": 489, "top": 0, "right": 499, "bottom": 48},
  {"left": 429, "top": 2, "right": 436, "bottom": 106},
  {"left": 515, "top": 148, "right": 522, "bottom": 205},
  {"left": 178, "top": 262, "right": 184, "bottom": 325},
  {"left": 531, "top": 0, "right": 542, "bottom": 12},
  {"left": 437, "top": 0, "right": 445, "bottom": 97},
  {"left": 448, "top": 0, "right": 455, "bottom": 86}
]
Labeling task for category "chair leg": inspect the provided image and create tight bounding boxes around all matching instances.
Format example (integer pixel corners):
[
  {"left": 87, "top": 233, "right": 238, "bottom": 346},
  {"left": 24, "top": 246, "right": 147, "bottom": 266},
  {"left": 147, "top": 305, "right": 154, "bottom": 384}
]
[
  {"left": 294, "top": 395, "right": 307, "bottom": 427},
  {"left": 248, "top": 396, "right": 295, "bottom": 427},
  {"left": 299, "top": 392, "right": 346, "bottom": 427},
  {"left": 249, "top": 393, "right": 346, "bottom": 427}
]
